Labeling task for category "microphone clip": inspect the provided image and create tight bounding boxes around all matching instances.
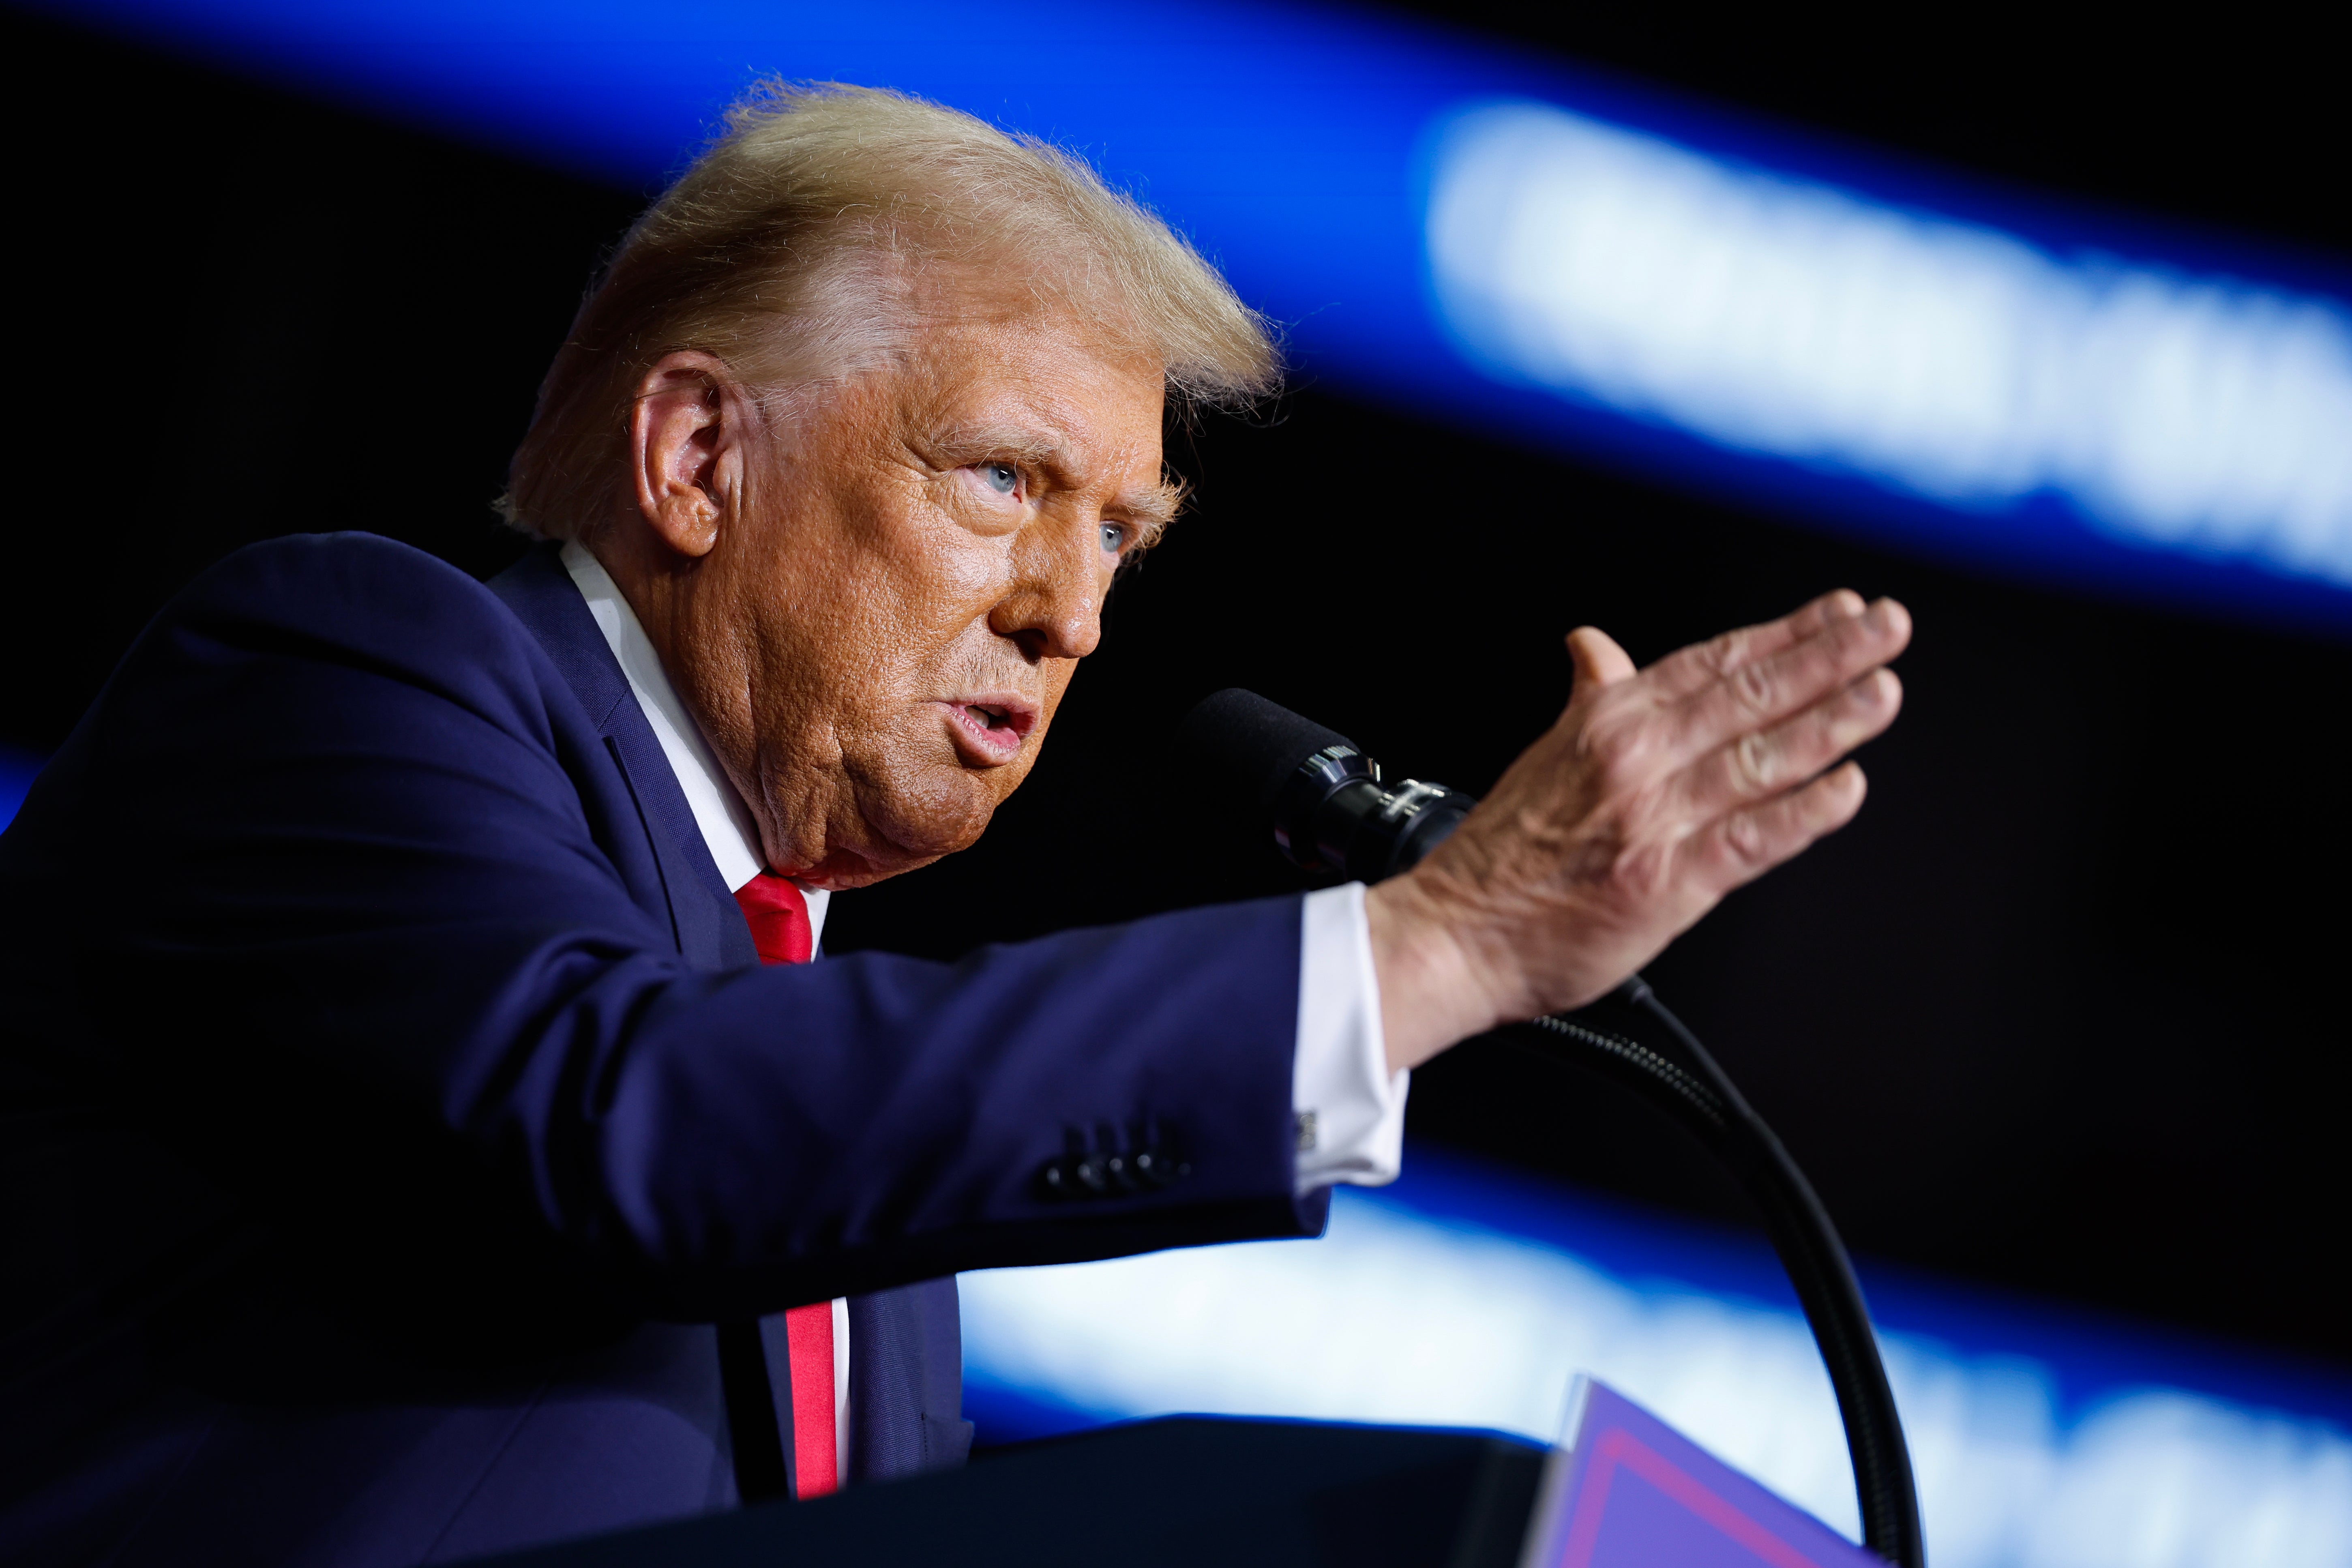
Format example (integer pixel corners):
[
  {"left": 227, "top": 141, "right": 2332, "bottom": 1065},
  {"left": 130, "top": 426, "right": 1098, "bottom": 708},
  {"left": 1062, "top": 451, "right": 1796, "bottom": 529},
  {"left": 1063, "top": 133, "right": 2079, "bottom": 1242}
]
[{"left": 1271, "top": 742, "right": 1475, "bottom": 884}]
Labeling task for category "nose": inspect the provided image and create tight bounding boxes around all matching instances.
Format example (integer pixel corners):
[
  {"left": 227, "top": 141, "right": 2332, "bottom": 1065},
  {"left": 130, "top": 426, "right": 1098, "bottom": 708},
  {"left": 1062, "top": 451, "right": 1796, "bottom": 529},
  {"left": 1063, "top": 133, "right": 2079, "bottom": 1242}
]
[{"left": 989, "top": 512, "right": 1105, "bottom": 663}]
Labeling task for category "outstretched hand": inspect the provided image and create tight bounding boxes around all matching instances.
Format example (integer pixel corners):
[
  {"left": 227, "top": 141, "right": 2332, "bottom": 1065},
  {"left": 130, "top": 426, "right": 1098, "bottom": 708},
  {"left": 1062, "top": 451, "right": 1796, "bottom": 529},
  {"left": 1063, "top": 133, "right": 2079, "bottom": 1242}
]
[{"left": 1366, "top": 590, "right": 1911, "bottom": 1072}]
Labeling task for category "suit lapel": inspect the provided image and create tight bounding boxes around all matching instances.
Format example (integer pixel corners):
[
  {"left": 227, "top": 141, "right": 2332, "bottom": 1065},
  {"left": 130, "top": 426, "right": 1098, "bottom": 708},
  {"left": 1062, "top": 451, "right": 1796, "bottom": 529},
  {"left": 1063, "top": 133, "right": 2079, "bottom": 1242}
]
[{"left": 487, "top": 543, "right": 756, "bottom": 971}]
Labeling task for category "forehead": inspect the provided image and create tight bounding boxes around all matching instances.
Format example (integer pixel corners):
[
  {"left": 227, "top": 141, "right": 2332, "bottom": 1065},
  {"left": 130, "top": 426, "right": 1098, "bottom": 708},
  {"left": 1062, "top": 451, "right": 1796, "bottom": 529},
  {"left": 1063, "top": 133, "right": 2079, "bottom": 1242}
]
[{"left": 896, "top": 314, "right": 1166, "bottom": 472}]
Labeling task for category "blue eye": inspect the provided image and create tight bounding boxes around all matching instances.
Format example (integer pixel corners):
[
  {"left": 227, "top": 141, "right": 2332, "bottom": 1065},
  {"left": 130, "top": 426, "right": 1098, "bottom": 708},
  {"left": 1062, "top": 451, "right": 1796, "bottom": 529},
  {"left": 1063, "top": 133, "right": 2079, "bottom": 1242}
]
[
  {"left": 981, "top": 462, "right": 1018, "bottom": 495},
  {"left": 1100, "top": 523, "right": 1126, "bottom": 553}
]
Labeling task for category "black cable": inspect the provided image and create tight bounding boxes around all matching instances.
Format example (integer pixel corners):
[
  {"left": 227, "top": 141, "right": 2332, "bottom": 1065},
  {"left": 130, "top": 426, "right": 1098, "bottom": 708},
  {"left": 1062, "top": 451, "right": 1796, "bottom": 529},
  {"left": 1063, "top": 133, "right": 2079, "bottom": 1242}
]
[{"left": 1503, "top": 984, "right": 1925, "bottom": 1568}]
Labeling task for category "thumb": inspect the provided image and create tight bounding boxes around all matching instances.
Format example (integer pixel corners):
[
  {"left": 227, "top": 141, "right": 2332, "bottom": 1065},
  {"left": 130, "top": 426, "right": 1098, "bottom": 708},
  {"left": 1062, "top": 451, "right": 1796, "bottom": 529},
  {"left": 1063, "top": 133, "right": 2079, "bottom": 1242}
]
[{"left": 1566, "top": 626, "right": 1636, "bottom": 699}]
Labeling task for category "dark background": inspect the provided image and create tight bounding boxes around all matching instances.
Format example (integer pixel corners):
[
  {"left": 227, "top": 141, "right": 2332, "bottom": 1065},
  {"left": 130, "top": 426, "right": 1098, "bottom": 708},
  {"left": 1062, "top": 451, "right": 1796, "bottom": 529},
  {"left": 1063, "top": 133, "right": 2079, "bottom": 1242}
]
[{"left": 6, "top": 10, "right": 2346, "bottom": 1364}]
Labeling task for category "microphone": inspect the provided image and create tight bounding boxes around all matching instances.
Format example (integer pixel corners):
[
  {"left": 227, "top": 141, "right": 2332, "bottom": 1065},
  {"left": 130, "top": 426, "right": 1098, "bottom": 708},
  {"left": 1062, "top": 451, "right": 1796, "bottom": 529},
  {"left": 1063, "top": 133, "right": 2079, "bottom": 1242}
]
[
  {"left": 1175, "top": 687, "right": 1928, "bottom": 1568},
  {"left": 1174, "top": 689, "right": 1476, "bottom": 882}
]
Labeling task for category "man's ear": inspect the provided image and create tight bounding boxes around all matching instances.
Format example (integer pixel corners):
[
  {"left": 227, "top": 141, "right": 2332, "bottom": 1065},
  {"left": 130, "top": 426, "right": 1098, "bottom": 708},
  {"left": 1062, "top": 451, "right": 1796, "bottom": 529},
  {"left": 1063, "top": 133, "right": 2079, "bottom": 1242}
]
[{"left": 629, "top": 350, "right": 744, "bottom": 560}]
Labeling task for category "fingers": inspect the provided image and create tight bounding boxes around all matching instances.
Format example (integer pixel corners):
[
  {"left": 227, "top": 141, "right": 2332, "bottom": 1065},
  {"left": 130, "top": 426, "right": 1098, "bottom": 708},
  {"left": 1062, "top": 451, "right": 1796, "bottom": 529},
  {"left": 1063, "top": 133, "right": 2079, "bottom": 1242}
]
[
  {"left": 1642, "top": 589, "right": 1870, "bottom": 702},
  {"left": 1687, "top": 761, "right": 1869, "bottom": 895},
  {"left": 1670, "top": 666, "right": 1901, "bottom": 819},
  {"left": 1660, "top": 596, "right": 1910, "bottom": 770}
]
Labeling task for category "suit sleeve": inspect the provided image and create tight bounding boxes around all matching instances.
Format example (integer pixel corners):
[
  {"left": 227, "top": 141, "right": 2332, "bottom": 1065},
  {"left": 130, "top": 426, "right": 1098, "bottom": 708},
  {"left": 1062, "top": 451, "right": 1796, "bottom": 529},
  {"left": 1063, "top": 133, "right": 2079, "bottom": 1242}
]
[{"left": 24, "top": 535, "right": 1322, "bottom": 1323}]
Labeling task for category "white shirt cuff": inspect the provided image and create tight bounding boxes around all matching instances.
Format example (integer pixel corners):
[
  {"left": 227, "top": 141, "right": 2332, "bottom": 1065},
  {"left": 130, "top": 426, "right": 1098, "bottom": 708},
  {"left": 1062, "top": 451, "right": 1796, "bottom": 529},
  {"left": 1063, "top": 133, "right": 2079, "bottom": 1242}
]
[{"left": 1293, "top": 882, "right": 1409, "bottom": 1194}]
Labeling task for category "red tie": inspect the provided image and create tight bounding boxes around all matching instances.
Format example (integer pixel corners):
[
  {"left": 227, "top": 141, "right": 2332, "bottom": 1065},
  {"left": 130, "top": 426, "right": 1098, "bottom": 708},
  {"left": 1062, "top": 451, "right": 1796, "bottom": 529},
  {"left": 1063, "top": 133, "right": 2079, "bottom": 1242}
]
[
  {"left": 735, "top": 871, "right": 814, "bottom": 966},
  {"left": 732, "top": 872, "right": 834, "bottom": 1499}
]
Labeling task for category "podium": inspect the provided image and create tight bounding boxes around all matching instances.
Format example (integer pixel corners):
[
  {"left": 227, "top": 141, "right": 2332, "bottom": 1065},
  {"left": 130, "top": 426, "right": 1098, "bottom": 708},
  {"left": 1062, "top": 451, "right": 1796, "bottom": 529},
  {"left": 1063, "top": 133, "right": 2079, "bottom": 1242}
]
[
  {"left": 472, "top": 1380, "right": 1886, "bottom": 1568},
  {"left": 474, "top": 1418, "right": 1545, "bottom": 1568}
]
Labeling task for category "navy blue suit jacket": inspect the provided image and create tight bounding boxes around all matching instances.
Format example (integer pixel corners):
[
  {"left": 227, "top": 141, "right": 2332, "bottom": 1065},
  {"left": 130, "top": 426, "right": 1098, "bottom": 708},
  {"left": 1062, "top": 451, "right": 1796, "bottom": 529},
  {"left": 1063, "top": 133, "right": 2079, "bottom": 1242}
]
[{"left": 0, "top": 536, "right": 1324, "bottom": 1566}]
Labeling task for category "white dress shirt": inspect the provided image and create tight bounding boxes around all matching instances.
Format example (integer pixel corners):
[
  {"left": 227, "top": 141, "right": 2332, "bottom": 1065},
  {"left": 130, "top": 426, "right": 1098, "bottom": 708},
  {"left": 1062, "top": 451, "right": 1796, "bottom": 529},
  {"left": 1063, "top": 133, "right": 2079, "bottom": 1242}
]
[{"left": 559, "top": 541, "right": 1409, "bottom": 1486}]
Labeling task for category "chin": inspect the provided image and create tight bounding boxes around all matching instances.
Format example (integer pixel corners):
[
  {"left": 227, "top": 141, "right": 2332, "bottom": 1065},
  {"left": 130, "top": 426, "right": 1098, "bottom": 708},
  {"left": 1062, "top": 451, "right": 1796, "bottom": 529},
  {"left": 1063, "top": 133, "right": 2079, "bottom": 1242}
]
[{"left": 822, "top": 767, "right": 998, "bottom": 887}]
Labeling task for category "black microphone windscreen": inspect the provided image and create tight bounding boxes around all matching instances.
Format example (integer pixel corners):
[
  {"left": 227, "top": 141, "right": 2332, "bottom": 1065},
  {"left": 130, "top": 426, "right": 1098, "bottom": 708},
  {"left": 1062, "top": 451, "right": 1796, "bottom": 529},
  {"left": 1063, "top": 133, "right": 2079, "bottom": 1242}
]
[{"left": 1175, "top": 689, "right": 1358, "bottom": 819}]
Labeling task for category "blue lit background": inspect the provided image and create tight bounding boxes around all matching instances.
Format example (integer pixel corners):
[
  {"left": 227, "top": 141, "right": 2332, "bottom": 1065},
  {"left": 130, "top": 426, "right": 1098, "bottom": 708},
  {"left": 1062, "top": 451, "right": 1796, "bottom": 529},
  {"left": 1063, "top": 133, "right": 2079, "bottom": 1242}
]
[
  {"left": 960, "top": 1154, "right": 2352, "bottom": 1567},
  {"left": 18, "top": 4, "right": 2352, "bottom": 1564},
  {"left": 39, "top": 0, "right": 2352, "bottom": 633}
]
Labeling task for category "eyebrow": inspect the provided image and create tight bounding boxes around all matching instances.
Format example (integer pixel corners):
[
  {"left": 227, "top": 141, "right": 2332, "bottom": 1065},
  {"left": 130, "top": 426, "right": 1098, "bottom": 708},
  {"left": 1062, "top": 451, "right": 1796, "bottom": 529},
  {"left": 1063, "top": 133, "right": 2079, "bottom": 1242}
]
[
  {"left": 930, "top": 421, "right": 1066, "bottom": 469},
  {"left": 1115, "top": 476, "right": 1186, "bottom": 545},
  {"left": 928, "top": 421, "right": 1188, "bottom": 543}
]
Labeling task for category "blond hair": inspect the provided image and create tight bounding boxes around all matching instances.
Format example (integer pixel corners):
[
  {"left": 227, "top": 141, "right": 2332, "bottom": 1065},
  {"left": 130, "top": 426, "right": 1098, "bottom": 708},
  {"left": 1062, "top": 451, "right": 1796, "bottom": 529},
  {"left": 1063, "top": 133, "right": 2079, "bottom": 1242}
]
[{"left": 500, "top": 81, "right": 1280, "bottom": 541}]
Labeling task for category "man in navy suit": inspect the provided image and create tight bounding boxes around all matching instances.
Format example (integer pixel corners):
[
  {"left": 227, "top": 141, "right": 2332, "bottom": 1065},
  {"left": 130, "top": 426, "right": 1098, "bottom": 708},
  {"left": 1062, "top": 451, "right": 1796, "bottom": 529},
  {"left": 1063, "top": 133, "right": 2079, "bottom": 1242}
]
[{"left": 0, "top": 84, "right": 1910, "bottom": 1566}]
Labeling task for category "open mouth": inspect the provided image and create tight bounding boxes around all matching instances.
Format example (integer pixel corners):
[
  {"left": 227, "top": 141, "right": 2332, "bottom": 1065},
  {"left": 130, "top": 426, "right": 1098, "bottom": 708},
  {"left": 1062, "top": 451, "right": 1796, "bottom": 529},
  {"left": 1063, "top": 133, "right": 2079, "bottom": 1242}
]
[{"left": 939, "top": 695, "right": 1037, "bottom": 765}]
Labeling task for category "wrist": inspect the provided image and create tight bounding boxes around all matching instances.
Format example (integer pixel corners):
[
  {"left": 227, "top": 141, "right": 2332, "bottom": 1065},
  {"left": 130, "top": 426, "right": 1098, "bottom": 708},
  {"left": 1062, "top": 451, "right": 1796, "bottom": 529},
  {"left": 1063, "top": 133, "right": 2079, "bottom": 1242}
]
[{"left": 1364, "top": 873, "right": 1515, "bottom": 1073}]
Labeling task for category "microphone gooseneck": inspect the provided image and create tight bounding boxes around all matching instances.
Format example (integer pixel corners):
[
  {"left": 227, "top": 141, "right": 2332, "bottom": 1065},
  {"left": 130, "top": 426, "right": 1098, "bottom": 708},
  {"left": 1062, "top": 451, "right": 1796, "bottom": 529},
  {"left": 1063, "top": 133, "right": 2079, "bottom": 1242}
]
[
  {"left": 1181, "top": 688, "right": 1927, "bottom": 1568},
  {"left": 1524, "top": 995, "right": 1926, "bottom": 1568}
]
